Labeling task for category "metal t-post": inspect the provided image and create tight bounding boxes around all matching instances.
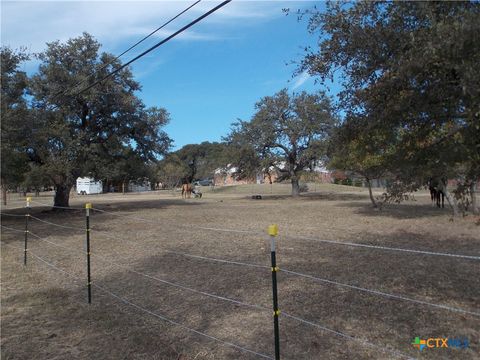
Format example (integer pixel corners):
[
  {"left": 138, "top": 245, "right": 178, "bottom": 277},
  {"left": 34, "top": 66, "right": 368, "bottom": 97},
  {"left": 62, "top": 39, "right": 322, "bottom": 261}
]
[
  {"left": 24, "top": 197, "right": 31, "bottom": 265},
  {"left": 268, "top": 224, "right": 280, "bottom": 360},
  {"left": 85, "top": 203, "right": 92, "bottom": 303}
]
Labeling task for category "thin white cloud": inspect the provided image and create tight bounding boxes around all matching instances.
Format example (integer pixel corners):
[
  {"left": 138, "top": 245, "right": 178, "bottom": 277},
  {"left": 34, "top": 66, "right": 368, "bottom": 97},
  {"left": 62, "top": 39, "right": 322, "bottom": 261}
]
[
  {"left": 291, "top": 71, "right": 311, "bottom": 90},
  {"left": 1, "top": 1, "right": 287, "bottom": 52},
  {"left": 1, "top": 1, "right": 304, "bottom": 78}
]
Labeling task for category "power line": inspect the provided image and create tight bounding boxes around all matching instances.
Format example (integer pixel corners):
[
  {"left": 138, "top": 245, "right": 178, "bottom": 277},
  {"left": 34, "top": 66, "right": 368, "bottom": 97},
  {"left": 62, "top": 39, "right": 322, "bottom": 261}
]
[
  {"left": 56, "top": 0, "right": 202, "bottom": 99},
  {"left": 77, "top": 0, "right": 232, "bottom": 96}
]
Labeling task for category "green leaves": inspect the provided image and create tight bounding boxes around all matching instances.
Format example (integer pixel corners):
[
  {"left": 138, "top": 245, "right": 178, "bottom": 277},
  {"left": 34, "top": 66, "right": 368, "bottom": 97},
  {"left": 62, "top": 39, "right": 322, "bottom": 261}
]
[
  {"left": 1, "top": 34, "right": 172, "bottom": 206},
  {"left": 299, "top": 2, "right": 480, "bottom": 208},
  {"left": 226, "top": 89, "right": 336, "bottom": 195},
  {"left": 1, "top": 47, "right": 30, "bottom": 190}
]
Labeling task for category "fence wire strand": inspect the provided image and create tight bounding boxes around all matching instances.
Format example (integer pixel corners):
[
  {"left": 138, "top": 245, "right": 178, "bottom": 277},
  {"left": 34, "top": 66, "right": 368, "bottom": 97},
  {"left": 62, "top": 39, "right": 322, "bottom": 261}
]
[
  {"left": 281, "top": 234, "right": 480, "bottom": 261},
  {"left": 1, "top": 225, "right": 25, "bottom": 233},
  {"left": 85, "top": 228, "right": 480, "bottom": 317},
  {"left": 2, "top": 238, "right": 412, "bottom": 359},
  {"left": 0, "top": 212, "right": 26, "bottom": 217},
  {"left": 280, "top": 269, "right": 480, "bottom": 317},
  {"left": 89, "top": 206, "right": 480, "bottom": 261},
  {"left": 30, "top": 199, "right": 84, "bottom": 210},
  {"left": 0, "top": 242, "right": 274, "bottom": 360},
  {"left": 29, "top": 215, "right": 84, "bottom": 231},
  {"left": 280, "top": 312, "right": 414, "bottom": 360}
]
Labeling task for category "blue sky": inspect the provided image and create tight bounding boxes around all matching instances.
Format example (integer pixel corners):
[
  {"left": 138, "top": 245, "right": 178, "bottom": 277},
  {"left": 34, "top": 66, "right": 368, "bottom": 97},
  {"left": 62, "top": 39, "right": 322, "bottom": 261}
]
[{"left": 1, "top": 1, "right": 332, "bottom": 150}]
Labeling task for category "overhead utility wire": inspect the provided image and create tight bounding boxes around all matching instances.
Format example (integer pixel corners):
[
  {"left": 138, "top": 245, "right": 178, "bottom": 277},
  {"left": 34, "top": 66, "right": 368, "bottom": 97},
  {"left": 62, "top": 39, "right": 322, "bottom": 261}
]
[
  {"left": 76, "top": 0, "right": 232, "bottom": 96},
  {"left": 56, "top": 0, "right": 202, "bottom": 99}
]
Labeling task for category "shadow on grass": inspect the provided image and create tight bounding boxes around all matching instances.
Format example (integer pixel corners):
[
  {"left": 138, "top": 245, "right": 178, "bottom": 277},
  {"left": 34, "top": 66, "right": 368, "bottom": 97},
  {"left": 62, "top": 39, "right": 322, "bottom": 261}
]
[
  {"left": 340, "top": 200, "right": 452, "bottom": 219},
  {"left": 240, "top": 191, "right": 370, "bottom": 202},
  {"left": 0, "top": 198, "right": 202, "bottom": 246}
]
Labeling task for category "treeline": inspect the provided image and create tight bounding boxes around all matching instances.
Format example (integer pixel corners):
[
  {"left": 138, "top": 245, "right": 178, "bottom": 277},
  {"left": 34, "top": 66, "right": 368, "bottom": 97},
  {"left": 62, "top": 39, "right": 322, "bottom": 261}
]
[{"left": 2, "top": 2, "right": 479, "bottom": 216}]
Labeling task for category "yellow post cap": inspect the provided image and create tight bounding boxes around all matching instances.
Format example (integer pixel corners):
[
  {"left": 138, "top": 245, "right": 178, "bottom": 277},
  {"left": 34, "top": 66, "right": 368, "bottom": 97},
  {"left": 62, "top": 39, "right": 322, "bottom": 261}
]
[
  {"left": 268, "top": 224, "right": 278, "bottom": 236},
  {"left": 26, "top": 197, "right": 32, "bottom": 202},
  {"left": 85, "top": 203, "right": 92, "bottom": 209}
]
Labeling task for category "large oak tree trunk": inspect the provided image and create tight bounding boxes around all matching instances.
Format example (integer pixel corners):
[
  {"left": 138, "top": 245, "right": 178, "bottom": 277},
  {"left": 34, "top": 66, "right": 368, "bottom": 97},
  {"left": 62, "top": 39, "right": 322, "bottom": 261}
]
[{"left": 54, "top": 184, "right": 72, "bottom": 208}]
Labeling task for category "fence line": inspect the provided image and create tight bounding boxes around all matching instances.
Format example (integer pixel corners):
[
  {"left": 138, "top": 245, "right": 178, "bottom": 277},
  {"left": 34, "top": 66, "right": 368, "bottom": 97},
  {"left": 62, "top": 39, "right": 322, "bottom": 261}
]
[
  {"left": 8, "top": 228, "right": 270, "bottom": 312},
  {"left": 29, "top": 215, "right": 85, "bottom": 231},
  {"left": 30, "top": 199, "right": 84, "bottom": 210},
  {"left": 86, "top": 228, "right": 480, "bottom": 317},
  {"left": 280, "top": 312, "right": 414, "bottom": 360},
  {"left": 101, "top": 223, "right": 480, "bottom": 317},
  {"left": 280, "top": 234, "right": 480, "bottom": 261},
  {"left": 172, "top": 251, "right": 480, "bottom": 317},
  {"left": 89, "top": 206, "right": 480, "bottom": 261},
  {"left": 0, "top": 242, "right": 273, "bottom": 360},
  {"left": 1, "top": 224, "right": 26, "bottom": 233},
  {"left": 281, "top": 269, "right": 480, "bottom": 317},
  {"left": 2, "top": 237, "right": 411, "bottom": 359},
  {"left": 5, "top": 221, "right": 477, "bottom": 318}
]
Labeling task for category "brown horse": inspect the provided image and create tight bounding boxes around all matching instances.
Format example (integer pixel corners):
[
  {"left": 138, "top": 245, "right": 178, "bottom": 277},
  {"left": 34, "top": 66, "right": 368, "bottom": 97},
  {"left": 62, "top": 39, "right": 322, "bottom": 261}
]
[
  {"left": 181, "top": 183, "right": 192, "bottom": 199},
  {"left": 428, "top": 177, "right": 446, "bottom": 208}
]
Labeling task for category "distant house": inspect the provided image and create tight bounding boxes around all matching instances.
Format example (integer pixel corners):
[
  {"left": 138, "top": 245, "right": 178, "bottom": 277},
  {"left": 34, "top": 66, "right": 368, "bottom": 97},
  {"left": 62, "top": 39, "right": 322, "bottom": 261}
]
[
  {"left": 302, "top": 162, "right": 334, "bottom": 183},
  {"left": 213, "top": 166, "right": 256, "bottom": 186},
  {"left": 213, "top": 161, "right": 335, "bottom": 186}
]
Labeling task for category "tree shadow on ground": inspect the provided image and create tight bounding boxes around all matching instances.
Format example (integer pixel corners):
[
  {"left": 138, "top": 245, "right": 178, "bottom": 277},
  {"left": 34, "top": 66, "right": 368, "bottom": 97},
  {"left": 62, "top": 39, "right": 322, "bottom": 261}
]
[
  {"left": 340, "top": 200, "right": 452, "bottom": 219},
  {"left": 241, "top": 191, "right": 369, "bottom": 202},
  {"left": 0, "top": 199, "right": 203, "bottom": 246}
]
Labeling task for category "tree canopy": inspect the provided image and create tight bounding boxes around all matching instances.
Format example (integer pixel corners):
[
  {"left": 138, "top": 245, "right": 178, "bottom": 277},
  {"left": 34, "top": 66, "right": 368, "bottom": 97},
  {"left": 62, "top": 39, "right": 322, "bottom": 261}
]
[
  {"left": 157, "top": 141, "right": 229, "bottom": 187},
  {"left": 297, "top": 1, "right": 480, "bottom": 213},
  {"left": 227, "top": 89, "right": 336, "bottom": 196},
  {"left": 26, "top": 33, "right": 171, "bottom": 207},
  {"left": 1, "top": 47, "right": 30, "bottom": 203}
]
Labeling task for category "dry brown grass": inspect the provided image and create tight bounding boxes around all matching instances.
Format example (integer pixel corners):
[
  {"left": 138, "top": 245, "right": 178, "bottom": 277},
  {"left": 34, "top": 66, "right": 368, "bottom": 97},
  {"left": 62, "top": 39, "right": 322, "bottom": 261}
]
[{"left": 1, "top": 184, "right": 479, "bottom": 359}]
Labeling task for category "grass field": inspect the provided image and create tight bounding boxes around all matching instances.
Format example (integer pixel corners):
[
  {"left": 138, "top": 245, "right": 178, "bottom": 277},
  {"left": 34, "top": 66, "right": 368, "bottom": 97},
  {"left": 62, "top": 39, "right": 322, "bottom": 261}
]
[{"left": 1, "top": 183, "right": 479, "bottom": 359}]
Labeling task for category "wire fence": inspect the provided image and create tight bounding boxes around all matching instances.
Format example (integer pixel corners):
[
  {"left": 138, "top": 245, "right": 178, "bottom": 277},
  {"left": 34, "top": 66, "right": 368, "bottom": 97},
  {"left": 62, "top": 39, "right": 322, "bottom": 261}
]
[
  {"left": 0, "top": 241, "right": 274, "bottom": 360},
  {"left": 2, "top": 200, "right": 479, "bottom": 359}
]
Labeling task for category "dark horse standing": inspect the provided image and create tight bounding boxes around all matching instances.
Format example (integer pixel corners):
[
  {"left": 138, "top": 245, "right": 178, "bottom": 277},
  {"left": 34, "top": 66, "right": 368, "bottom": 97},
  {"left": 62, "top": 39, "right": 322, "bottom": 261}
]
[{"left": 428, "top": 178, "right": 446, "bottom": 208}]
